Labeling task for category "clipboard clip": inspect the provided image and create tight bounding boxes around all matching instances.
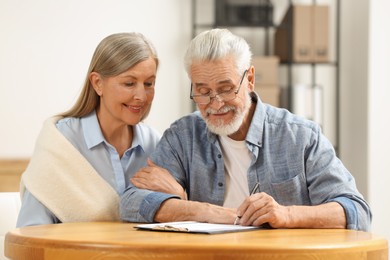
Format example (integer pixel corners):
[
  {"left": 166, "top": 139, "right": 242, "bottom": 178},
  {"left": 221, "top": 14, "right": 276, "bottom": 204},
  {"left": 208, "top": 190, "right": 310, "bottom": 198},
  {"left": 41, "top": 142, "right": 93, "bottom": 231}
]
[{"left": 151, "top": 225, "right": 189, "bottom": 232}]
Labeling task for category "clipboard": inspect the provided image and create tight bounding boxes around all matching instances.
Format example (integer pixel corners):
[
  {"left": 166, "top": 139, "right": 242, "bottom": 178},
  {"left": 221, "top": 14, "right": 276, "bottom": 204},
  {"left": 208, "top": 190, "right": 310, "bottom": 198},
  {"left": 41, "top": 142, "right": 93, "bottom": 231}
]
[{"left": 134, "top": 221, "right": 261, "bottom": 234}]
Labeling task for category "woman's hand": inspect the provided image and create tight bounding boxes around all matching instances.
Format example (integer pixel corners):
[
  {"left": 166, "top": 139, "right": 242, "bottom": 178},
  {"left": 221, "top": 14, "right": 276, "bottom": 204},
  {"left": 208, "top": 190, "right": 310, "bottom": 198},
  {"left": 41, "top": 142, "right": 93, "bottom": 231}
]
[{"left": 131, "top": 159, "right": 187, "bottom": 200}]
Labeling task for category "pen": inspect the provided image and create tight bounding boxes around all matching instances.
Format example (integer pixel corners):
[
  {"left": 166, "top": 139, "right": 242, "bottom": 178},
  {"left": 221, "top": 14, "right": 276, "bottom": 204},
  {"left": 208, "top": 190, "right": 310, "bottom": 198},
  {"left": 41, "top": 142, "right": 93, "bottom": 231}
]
[
  {"left": 249, "top": 182, "right": 260, "bottom": 196},
  {"left": 234, "top": 182, "right": 260, "bottom": 225}
]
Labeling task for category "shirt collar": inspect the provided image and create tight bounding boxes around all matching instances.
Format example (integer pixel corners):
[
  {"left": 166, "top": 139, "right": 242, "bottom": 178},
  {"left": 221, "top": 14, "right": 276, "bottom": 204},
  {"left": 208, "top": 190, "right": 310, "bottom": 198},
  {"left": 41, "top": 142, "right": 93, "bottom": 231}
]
[
  {"left": 82, "top": 110, "right": 105, "bottom": 149},
  {"left": 81, "top": 110, "right": 144, "bottom": 152},
  {"left": 206, "top": 92, "right": 265, "bottom": 148},
  {"left": 132, "top": 124, "right": 144, "bottom": 152},
  {"left": 246, "top": 92, "right": 265, "bottom": 147}
]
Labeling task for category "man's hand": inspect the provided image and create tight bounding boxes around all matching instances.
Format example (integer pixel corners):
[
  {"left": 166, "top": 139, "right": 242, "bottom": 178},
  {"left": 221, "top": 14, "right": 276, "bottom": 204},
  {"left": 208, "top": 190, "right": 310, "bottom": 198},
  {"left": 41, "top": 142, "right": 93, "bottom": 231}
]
[
  {"left": 236, "top": 192, "right": 290, "bottom": 228},
  {"left": 237, "top": 192, "right": 347, "bottom": 229},
  {"left": 131, "top": 159, "right": 186, "bottom": 200}
]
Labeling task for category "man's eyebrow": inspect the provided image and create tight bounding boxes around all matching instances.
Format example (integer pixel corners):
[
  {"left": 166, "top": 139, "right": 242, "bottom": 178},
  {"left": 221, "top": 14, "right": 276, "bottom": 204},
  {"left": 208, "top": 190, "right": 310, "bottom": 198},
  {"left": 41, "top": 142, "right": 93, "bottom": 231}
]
[
  {"left": 194, "top": 82, "right": 207, "bottom": 87},
  {"left": 194, "top": 79, "right": 233, "bottom": 87},
  {"left": 217, "top": 79, "right": 234, "bottom": 84},
  {"left": 192, "top": 79, "right": 233, "bottom": 87}
]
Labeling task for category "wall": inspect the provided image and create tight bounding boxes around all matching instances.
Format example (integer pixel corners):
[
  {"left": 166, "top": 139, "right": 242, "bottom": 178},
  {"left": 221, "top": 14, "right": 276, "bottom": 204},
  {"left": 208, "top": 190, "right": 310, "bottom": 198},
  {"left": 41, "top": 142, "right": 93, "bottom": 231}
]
[
  {"left": 340, "top": 0, "right": 390, "bottom": 246},
  {"left": 339, "top": 0, "right": 369, "bottom": 203},
  {"left": 367, "top": 0, "right": 390, "bottom": 244},
  {"left": 0, "top": 0, "right": 192, "bottom": 158}
]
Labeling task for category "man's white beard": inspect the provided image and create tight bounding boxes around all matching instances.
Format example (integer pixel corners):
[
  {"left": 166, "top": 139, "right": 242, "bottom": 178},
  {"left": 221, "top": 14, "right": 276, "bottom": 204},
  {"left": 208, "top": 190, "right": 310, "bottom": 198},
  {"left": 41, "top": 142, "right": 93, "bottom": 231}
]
[{"left": 202, "top": 93, "right": 251, "bottom": 136}]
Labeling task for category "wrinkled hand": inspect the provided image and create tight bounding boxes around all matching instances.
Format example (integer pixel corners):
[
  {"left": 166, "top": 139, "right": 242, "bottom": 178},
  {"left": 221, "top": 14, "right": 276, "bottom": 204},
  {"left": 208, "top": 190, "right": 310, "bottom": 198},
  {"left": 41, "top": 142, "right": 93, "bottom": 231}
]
[
  {"left": 236, "top": 192, "right": 290, "bottom": 228},
  {"left": 131, "top": 159, "right": 186, "bottom": 199},
  {"left": 208, "top": 205, "right": 237, "bottom": 225}
]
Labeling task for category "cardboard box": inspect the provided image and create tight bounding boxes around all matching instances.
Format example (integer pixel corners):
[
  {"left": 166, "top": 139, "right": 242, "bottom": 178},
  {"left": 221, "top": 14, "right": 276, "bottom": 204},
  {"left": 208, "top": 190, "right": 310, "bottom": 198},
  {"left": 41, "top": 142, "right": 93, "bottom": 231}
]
[
  {"left": 252, "top": 56, "right": 279, "bottom": 87},
  {"left": 274, "top": 5, "right": 329, "bottom": 63},
  {"left": 255, "top": 85, "right": 280, "bottom": 107},
  {"left": 313, "top": 5, "right": 329, "bottom": 62},
  {"left": 292, "top": 5, "right": 312, "bottom": 62}
]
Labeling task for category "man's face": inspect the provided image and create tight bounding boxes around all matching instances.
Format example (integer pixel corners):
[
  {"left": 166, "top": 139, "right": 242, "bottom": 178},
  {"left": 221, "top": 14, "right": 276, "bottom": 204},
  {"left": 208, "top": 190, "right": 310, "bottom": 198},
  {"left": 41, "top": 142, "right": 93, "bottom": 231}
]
[{"left": 190, "top": 56, "right": 252, "bottom": 136}]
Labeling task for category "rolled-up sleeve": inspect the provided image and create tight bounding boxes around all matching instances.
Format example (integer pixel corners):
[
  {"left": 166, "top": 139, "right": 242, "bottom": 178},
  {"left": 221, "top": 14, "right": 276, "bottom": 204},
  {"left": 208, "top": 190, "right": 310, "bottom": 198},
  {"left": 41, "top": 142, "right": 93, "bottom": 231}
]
[
  {"left": 305, "top": 124, "right": 372, "bottom": 231},
  {"left": 120, "top": 185, "right": 179, "bottom": 222},
  {"left": 331, "top": 196, "right": 372, "bottom": 231}
]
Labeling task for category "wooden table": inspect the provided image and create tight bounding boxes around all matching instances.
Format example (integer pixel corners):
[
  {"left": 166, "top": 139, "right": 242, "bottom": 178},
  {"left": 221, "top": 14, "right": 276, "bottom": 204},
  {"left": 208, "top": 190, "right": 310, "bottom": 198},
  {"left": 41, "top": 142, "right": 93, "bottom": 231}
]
[{"left": 4, "top": 222, "right": 388, "bottom": 260}]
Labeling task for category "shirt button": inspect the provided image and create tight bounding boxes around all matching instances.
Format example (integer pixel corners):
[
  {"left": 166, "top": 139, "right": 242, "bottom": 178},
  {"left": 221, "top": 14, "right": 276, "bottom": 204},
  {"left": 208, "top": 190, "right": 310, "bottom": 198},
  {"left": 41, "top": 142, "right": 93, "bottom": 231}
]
[
  {"left": 125, "top": 151, "right": 131, "bottom": 157},
  {"left": 218, "top": 182, "right": 223, "bottom": 187},
  {"left": 217, "top": 154, "right": 222, "bottom": 158}
]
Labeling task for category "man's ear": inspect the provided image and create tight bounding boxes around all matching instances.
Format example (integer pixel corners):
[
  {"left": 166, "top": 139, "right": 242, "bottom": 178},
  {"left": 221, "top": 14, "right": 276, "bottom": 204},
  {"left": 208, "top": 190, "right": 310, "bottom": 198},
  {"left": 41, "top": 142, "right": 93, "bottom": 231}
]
[
  {"left": 247, "top": 65, "right": 255, "bottom": 91},
  {"left": 89, "top": 72, "right": 103, "bottom": 96}
]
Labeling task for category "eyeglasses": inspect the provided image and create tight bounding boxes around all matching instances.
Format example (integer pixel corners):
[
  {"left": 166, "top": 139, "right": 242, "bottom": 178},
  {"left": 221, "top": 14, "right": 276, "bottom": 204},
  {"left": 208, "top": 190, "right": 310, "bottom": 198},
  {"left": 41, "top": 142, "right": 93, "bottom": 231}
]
[{"left": 190, "top": 70, "right": 248, "bottom": 104}]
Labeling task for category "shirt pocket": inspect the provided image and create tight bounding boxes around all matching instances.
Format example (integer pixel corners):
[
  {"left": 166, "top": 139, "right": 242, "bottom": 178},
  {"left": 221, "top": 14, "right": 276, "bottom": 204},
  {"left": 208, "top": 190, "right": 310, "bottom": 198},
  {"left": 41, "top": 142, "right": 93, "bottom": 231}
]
[{"left": 270, "top": 173, "right": 311, "bottom": 206}]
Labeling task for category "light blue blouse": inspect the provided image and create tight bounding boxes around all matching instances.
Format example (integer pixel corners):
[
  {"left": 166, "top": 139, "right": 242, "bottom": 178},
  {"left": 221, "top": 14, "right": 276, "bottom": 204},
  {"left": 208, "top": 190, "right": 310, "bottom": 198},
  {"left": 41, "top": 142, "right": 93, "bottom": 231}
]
[{"left": 16, "top": 110, "right": 160, "bottom": 227}]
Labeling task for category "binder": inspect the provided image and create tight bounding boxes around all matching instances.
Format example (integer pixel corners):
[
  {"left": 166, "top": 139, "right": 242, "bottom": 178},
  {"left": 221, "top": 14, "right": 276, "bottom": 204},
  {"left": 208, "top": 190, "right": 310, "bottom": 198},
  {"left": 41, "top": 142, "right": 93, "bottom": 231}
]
[{"left": 135, "top": 221, "right": 261, "bottom": 234}]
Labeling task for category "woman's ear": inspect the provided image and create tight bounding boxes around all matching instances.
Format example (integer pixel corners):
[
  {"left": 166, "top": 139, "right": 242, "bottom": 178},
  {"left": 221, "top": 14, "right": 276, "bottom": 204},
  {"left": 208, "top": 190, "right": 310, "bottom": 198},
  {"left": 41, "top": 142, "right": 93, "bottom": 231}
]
[{"left": 89, "top": 72, "right": 103, "bottom": 96}]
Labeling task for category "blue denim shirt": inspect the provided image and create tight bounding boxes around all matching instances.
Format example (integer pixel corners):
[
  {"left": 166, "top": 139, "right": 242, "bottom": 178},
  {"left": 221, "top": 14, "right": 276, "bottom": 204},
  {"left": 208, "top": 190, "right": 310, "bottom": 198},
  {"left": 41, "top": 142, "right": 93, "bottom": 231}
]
[{"left": 120, "top": 93, "right": 372, "bottom": 231}]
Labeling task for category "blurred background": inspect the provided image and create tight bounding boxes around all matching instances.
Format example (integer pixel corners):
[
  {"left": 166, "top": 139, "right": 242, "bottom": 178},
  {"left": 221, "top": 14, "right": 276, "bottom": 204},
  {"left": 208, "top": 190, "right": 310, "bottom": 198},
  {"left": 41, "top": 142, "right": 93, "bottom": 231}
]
[{"left": 0, "top": 0, "right": 389, "bottom": 245}]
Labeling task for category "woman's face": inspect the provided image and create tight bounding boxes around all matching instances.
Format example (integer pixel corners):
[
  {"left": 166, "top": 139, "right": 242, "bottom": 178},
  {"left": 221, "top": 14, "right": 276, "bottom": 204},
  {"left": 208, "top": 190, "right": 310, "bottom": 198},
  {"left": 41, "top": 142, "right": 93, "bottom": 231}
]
[{"left": 92, "top": 57, "right": 157, "bottom": 128}]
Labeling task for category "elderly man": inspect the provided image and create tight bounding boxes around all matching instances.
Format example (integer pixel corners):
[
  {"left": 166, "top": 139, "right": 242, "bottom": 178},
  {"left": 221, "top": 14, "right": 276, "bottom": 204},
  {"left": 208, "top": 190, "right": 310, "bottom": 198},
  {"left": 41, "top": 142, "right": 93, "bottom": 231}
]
[{"left": 120, "top": 28, "right": 371, "bottom": 231}]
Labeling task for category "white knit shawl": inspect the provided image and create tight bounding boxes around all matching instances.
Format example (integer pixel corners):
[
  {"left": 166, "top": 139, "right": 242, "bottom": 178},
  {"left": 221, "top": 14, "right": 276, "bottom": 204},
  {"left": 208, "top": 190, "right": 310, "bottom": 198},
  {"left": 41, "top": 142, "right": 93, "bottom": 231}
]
[{"left": 20, "top": 116, "right": 120, "bottom": 222}]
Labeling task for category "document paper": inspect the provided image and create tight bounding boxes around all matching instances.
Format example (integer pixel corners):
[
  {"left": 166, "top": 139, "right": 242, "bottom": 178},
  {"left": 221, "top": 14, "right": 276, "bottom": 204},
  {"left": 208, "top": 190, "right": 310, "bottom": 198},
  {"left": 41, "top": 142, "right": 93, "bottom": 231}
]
[{"left": 135, "top": 221, "right": 260, "bottom": 234}]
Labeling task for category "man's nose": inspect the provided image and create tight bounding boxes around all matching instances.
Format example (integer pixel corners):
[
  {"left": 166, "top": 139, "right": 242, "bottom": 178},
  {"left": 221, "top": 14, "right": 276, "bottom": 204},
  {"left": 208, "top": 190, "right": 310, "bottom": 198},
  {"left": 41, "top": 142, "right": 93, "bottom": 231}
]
[{"left": 208, "top": 95, "right": 225, "bottom": 110}]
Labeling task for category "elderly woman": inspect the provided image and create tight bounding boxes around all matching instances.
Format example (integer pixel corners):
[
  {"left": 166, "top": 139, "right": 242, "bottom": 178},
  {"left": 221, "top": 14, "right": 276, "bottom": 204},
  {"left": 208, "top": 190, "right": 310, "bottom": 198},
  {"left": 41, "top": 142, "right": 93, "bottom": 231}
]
[{"left": 17, "top": 32, "right": 162, "bottom": 226}]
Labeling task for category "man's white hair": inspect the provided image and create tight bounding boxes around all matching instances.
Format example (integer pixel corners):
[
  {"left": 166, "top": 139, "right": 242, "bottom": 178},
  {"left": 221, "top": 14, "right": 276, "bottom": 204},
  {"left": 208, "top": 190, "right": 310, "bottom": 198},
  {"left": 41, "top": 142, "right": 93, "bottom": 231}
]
[{"left": 184, "top": 28, "right": 252, "bottom": 77}]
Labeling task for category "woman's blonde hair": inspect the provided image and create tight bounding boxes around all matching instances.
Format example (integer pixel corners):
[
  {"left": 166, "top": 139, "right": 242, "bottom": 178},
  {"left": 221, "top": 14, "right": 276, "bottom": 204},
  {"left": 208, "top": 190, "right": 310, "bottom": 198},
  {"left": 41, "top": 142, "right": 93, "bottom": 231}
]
[{"left": 60, "top": 32, "right": 159, "bottom": 118}]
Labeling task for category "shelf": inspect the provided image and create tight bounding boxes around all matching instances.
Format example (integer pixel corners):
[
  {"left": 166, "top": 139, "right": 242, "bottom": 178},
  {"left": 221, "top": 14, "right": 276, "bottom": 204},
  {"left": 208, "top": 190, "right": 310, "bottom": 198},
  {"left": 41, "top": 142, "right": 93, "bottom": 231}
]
[
  {"left": 191, "top": 0, "right": 340, "bottom": 152},
  {"left": 279, "top": 62, "right": 339, "bottom": 66}
]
